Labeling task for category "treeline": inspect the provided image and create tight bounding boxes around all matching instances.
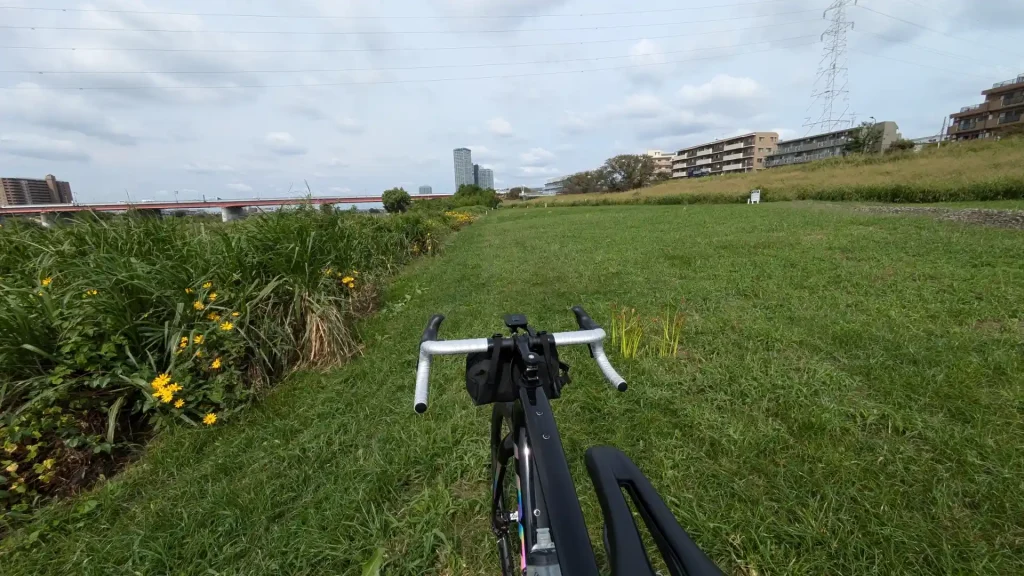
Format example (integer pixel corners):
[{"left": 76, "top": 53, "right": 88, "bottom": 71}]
[
  {"left": 559, "top": 154, "right": 669, "bottom": 195},
  {"left": 382, "top": 184, "right": 501, "bottom": 213}
]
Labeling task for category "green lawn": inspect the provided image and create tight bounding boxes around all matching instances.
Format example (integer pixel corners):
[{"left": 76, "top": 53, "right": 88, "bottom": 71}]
[{"left": 4, "top": 205, "right": 1023, "bottom": 575}]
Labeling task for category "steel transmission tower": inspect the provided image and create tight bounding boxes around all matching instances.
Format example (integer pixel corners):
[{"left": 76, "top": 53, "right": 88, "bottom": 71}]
[{"left": 804, "top": 0, "right": 856, "bottom": 134}]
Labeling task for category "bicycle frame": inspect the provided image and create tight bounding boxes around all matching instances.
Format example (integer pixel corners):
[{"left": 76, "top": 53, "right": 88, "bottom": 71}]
[{"left": 492, "top": 386, "right": 602, "bottom": 576}]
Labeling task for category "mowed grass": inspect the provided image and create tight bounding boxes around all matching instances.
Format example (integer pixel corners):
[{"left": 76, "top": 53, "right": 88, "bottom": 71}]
[
  {"left": 4, "top": 205, "right": 1024, "bottom": 575},
  {"left": 523, "top": 137, "right": 1024, "bottom": 206}
]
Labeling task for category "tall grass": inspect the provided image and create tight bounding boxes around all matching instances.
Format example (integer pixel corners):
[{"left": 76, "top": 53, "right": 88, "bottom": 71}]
[{"left": 0, "top": 208, "right": 460, "bottom": 526}]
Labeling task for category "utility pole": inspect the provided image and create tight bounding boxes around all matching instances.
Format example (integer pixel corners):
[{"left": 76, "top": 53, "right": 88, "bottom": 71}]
[{"left": 804, "top": 0, "right": 856, "bottom": 135}]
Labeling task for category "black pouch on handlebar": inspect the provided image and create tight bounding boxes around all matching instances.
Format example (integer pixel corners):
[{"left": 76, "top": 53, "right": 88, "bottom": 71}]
[{"left": 465, "top": 337, "right": 516, "bottom": 405}]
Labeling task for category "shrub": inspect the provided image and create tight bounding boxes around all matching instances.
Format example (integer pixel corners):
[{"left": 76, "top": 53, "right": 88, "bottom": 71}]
[
  {"left": 0, "top": 208, "right": 460, "bottom": 527},
  {"left": 382, "top": 188, "right": 412, "bottom": 213}
]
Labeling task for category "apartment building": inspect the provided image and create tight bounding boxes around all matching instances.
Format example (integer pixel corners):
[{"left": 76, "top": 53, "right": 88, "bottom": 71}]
[
  {"left": 645, "top": 150, "right": 674, "bottom": 175},
  {"left": 453, "top": 148, "right": 474, "bottom": 188},
  {"left": 948, "top": 73, "right": 1024, "bottom": 141},
  {"left": 670, "top": 132, "right": 778, "bottom": 179},
  {"left": 477, "top": 168, "right": 495, "bottom": 190},
  {"left": 765, "top": 121, "right": 900, "bottom": 168},
  {"left": 1, "top": 174, "right": 74, "bottom": 207},
  {"left": 418, "top": 185, "right": 433, "bottom": 195}
]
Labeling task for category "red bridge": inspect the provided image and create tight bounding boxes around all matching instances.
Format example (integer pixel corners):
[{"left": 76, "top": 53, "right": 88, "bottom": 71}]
[{"left": 0, "top": 195, "right": 450, "bottom": 225}]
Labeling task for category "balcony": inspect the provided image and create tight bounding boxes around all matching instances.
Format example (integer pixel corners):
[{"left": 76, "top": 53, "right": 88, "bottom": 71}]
[
  {"left": 992, "top": 74, "right": 1024, "bottom": 89},
  {"left": 766, "top": 149, "right": 841, "bottom": 167},
  {"left": 776, "top": 138, "right": 848, "bottom": 155},
  {"left": 723, "top": 163, "right": 747, "bottom": 171},
  {"left": 724, "top": 141, "right": 747, "bottom": 151},
  {"left": 998, "top": 113, "right": 1022, "bottom": 125},
  {"left": 723, "top": 152, "right": 744, "bottom": 161},
  {"left": 696, "top": 158, "right": 712, "bottom": 166},
  {"left": 1002, "top": 93, "right": 1024, "bottom": 107}
]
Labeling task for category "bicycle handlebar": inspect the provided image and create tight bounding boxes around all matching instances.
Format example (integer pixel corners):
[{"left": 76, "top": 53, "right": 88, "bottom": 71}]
[{"left": 414, "top": 308, "right": 627, "bottom": 413}]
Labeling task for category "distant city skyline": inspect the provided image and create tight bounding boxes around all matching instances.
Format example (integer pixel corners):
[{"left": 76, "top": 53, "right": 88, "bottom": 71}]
[
  {"left": 477, "top": 168, "right": 494, "bottom": 190},
  {"left": 418, "top": 185, "right": 432, "bottom": 195},
  {"left": 453, "top": 148, "right": 474, "bottom": 189}
]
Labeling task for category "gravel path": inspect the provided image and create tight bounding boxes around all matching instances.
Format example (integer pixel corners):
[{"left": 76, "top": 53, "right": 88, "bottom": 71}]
[{"left": 854, "top": 206, "right": 1024, "bottom": 230}]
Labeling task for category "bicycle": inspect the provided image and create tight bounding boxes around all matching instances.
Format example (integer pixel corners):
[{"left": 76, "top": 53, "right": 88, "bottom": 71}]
[{"left": 414, "top": 306, "right": 722, "bottom": 576}]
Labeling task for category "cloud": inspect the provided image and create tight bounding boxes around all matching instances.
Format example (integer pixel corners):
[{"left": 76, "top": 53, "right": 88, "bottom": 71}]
[
  {"left": 291, "top": 101, "right": 365, "bottom": 134},
  {"left": 263, "top": 132, "right": 308, "bottom": 156},
  {"left": 466, "top": 145, "right": 500, "bottom": 162},
  {"left": 610, "top": 93, "right": 673, "bottom": 119},
  {"left": 184, "top": 162, "right": 236, "bottom": 174},
  {"left": 519, "top": 147, "right": 556, "bottom": 167},
  {"left": 627, "top": 39, "right": 669, "bottom": 84},
  {"left": 226, "top": 182, "right": 253, "bottom": 192},
  {"left": 0, "top": 133, "right": 91, "bottom": 162},
  {"left": 0, "top": 84, "right": 137, "bottom": 145},
  {"left": 488, "top": 117, "right": 515, "bottom": 138},
  {"left": 518, "top": 166, "right": 561, "bottom": 176},
  {"left": 558, "top": 112, "right": 590, "bottom": 134},
  {"left": 433, "top": 0, "right": 570, "bottom": 19},
  {"left": 679, "top": 75, "right": 763, "bottom": 108}
]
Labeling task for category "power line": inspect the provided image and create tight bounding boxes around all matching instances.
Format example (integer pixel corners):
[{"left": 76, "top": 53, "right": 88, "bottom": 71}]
[
  {"left": 849, "top": 47, "right": 992, "bottom": 80},
  {"left": 0, "top": 40, "right": 820, "bottom": 91},
  {"left": 855, "top": 3, "right": 1018, "bottom": 54},
  {"left": 852, "top": 30, "right": 987, "bottom": 64},
  {"left": 0, "top": 34, "right": 820, "bottom": 75},
  {"left": 0, "top": 0, "right": 798, "bottom": 20},
  {"left": 0, "top": 9, "right": 824, "bottom": 36},
  {"left": 0, "top": 17, "right": 823, "bottom": 53}
]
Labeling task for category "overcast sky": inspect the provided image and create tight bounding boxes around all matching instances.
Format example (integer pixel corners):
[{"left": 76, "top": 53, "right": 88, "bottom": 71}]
[{"left": 0, "top": 0, "right": 1021, "bottom": 202}]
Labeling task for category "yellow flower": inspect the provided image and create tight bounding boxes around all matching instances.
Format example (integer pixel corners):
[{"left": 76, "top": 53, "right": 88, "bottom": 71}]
[
  {"left": 41, "top": 277, "right": 53, "bottom": 287},
  {"left": 185, "top": 287, "right": 194, "bottom": 294},
  {"left": 211, "top": 357, "right": 223, "bottom": 370},
  {"left": 36, "top": 291, "right": 43, "bottom": 297},
  {"left": 219, "top": 321, "right": 234, "bottom": 331},
  {"left": 341, "top": 276, "right": 354, "bottom": 284},
  {"left": 323, "top": 268, "right": 334, "bottom": 276},
  {"left": 207, "top": 312, "right": 221, "bottom": 322},
  {"left": 195, "top": 349, "right": 204, "bottom": 358},
  {"left": 178, "top": 336, "right": 189, "bottom": 350},
  {"left": 5, "top": 462, "right": 17, "bottom": 474},
  {"left": 151, "top": 373, "right": 171, "bottom": 390},
  {"left": 208, "top": 292, "right": 218, "bottom": 302},
  {"left": 174, "top": 399, "right": 185, "bottom": 409},
  {"left": 193, "top": 300, "right": 205, "bottom": 311},
  {"left": 202, "top": 282, "right": 213, "bottom": 289},
  {"left": 203, "top": 413, "right": 217, "bottom": 426},
  {"left": 83, "top": 289, "right": 99, "bottom": 297},
  {"left": 347, "top": 282, "right": 355, "bottom": 289},
  {"left": 193, "top": 334, "right": 204, "bottom": 345},
  {"left": 231, "top": 311, "right": 241, "bottom": 318}
]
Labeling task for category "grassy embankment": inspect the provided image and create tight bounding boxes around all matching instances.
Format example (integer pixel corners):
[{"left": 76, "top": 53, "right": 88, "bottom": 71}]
[
  {"left": 522, "top": 137, "right": 1024, "bottom": 206},
  {"left": 0, "top": 208, "right": 471, "bottom": 529},
  {"left": 4, "top": 204, "right": 1022, "bottom": 575}
]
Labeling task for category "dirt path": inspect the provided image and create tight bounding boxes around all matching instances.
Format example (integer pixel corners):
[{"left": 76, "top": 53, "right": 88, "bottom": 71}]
[{"left": 853, "top": 205, "right": 1024, "bottom": 230}]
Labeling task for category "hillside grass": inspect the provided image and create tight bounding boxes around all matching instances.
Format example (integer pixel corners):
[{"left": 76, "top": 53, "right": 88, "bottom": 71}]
[
  {"left": 3, "top": 204, "right": 1023, "bottom": 575},
  {"left": 523, "top": 137, "right": 1024, "bottom": 206}
]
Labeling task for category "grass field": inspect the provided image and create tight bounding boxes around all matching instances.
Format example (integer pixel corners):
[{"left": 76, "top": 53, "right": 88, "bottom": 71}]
[
  {"left": 521, "top": 137, "right": 1024, "bottom": 206},
  {"left": 4, "top": 204, "right": 1023, "bottom": 575}
]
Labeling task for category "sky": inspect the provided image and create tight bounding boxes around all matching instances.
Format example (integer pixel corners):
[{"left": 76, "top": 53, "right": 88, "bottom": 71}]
[{"left": 0, "top": 0, "right": 1022, "bottom": 203}]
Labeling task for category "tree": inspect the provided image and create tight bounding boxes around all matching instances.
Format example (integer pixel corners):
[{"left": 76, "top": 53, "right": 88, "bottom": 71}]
[
  {"left": 844, "top": 122, "right": 885, "bottom": 154},
  {"left": 382, "top": 187, "right": 411, "bottom": 213},
  {"left": 507, "top": 186, "right": 530, "bottom": 200},
  {"left": 887, "top": 138, "right": 917, "bottom": 153},
  {"left": 602, "top": 154, "right": 658, "bottom": 192},
  {"left": 561, "top": 169, "right": 609, "bottom": 195},
  {"left": 454, "top": 184, "right": 501, "bottom": 208}
]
